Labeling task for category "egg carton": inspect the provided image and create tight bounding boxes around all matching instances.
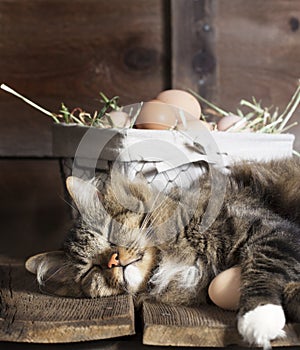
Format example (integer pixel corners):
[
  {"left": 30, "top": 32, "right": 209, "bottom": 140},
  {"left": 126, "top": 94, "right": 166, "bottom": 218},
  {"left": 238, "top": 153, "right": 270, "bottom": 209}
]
[
  {"left": 53, "top": 124, "right": 213, "bottom": 190},
  {"left": 53, "top": 124, "right": 294, "bottom": 218},
  {"left": 53, "top": 123, "right": 294, "bottom": 177}
]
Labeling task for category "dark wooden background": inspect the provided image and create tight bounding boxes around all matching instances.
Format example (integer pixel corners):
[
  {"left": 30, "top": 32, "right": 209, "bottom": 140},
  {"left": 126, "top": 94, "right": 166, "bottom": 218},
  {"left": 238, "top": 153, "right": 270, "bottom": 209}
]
[{"left": 1, "top": 0, "right": 300, "bottom": 258}]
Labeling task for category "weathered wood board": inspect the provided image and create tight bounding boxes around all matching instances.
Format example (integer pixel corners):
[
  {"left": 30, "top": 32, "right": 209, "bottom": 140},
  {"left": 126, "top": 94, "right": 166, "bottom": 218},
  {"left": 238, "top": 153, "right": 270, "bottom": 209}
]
[
  {"left": 171, "top": 0, "right": 217, "bottom": 99},
  {"left": 0, "top": 261, "right": 135, "bottom": 343},
  {"left": 171, "top": 0, "right": 300, "bottom": 149},
  {"left": 1, "top": 0, "right": 300, "bottom": 259},
  {"left": 0, "top": 0, "right": 169, "bottom": 157},
  {"left": 143, "top": 301, "right": 300, "bottom": 348},
  {"left": 0, "top": 159, "right": 72, "bottom": 259}
]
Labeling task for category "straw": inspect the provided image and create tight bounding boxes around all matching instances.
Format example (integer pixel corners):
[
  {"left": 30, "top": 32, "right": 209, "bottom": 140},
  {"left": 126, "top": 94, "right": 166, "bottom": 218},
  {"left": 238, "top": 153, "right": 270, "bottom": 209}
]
[{"left": 0, "top": 83, "right": 60, "bottom": 123}]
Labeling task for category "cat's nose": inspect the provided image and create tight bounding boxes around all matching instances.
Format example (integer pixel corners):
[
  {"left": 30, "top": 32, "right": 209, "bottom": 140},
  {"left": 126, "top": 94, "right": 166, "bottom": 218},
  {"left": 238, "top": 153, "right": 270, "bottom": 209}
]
[{"left": 108, "top": 253, "right": 120, "bottom": 269}]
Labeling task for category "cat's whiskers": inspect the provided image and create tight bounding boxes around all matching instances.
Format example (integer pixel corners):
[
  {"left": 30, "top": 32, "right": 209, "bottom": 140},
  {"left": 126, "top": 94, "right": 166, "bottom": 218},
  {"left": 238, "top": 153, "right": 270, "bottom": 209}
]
[
  {"left": 129, "top": 197, "right": 173, "bottom": 249},
  {"left": 145, "top": 196, "right": 172, "bottom": 229},
  {"left": 59, "top": 195, "right": 78, "bottom": 213},
  {"left": 139, "top": 198, "right": 161, "bottom": 233},
  {"left": 123, "top": 189, "right": 169, "bottom": 249},
  {"left": 139, "top": 190, "right": 170, "bottom": 233}
]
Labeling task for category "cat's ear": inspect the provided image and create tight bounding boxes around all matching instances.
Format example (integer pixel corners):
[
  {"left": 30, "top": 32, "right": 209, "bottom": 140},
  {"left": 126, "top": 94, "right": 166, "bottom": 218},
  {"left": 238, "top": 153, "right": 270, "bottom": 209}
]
[
  {"left": 66, "top": 176, "right": 103, "bottom": 215},
  {"left": 25, "top": 251, "right": 83, "bottom": 297}
]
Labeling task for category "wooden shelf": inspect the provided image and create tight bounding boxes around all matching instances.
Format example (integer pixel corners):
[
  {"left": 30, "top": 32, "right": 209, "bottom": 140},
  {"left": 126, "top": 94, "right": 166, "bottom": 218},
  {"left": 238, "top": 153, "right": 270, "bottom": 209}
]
[
  {"left": 1, "top": 258, "right": 300, "bottom": 348},
  {"left": 0, "top": 261, "right": 135, "bottom": 343},
  {"left": 143, "top": 301, "right": 300, "bottom": 347}
]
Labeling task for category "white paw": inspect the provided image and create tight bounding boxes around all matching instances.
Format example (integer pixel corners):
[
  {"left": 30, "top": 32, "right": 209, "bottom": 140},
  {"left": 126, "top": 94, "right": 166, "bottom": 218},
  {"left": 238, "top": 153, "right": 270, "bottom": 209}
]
[{"left": 237, "top": 304, "right": 286, "bottom": 350}]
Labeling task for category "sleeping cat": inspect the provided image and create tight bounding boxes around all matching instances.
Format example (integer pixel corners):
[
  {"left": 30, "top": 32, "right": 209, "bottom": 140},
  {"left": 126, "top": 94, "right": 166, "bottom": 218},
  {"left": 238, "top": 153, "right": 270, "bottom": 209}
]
[{"left": 26, "top": 158, "right": 300, "bottom": 349}]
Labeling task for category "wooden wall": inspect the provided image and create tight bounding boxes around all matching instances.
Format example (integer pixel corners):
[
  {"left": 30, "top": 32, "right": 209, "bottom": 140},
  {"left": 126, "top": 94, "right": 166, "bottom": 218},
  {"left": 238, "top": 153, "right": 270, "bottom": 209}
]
[
  {"left": 0, "top": 0, "right": 170, "bottom": 157},
  {"left": 172, "top": 0, "right": 300, "bottom": 147},
  {"left": 0, "top": 0, "right": 170, "bottom": 258},
  {"left": 1, "top": 0, "right": 300, "bottom": 258}
]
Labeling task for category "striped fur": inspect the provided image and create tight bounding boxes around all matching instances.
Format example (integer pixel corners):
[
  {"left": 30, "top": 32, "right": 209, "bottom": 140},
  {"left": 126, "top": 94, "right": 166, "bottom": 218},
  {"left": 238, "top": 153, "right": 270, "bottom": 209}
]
[{"left": 26, "top": 158, "right": 300, "bottom": 348}]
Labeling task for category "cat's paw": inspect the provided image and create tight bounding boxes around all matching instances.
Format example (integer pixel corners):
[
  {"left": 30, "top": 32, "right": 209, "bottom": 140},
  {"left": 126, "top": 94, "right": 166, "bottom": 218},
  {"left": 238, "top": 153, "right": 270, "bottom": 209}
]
[{"left": 237, "top": 304, "right": 286, "bottom": 350}]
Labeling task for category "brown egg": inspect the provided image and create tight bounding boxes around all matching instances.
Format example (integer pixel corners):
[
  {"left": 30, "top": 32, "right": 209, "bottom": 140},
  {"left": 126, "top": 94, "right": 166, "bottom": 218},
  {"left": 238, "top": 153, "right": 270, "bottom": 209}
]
[
  {"left": 217, "top": 114, "right": 246, "bottom": 131},
  {"left": 135, "top": 99, "right": 177, "bottom": 130},
  {"left": 108, "top": 110, "right": 131, "bottom": 128},
  {"left": 208, "top": 266, "right": 241, "bottom": 311},
  {"left": 156, "top": 89, "right": 201, "bottom": 120}
]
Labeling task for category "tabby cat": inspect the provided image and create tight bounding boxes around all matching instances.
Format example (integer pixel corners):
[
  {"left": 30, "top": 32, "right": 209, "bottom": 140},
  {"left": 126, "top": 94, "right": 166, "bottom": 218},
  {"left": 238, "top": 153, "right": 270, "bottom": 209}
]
[{"left": 26, "top": 158, "right": 300, "bottom": 349}]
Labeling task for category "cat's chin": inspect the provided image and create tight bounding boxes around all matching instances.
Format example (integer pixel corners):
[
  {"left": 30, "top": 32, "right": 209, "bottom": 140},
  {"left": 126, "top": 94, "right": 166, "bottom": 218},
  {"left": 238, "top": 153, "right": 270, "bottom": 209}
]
[
  {"left": 115, "top": 246, "right": 157, "bottom": 294},
  {"left": 124, "top": 264, "right": 144, "bottom": 293}
]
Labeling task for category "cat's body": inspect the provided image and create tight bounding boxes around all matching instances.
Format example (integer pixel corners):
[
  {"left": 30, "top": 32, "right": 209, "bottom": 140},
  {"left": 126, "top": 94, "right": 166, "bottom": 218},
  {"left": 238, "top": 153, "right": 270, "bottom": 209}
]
[{"left": 26, "top": 158, "right": 300, "bottom": 349}]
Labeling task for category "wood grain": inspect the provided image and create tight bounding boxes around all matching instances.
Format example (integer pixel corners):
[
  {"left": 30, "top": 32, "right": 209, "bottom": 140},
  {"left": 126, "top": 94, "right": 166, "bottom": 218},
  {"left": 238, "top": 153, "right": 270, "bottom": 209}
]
[
  {"left": 0, "top": 262, "right": 135, "bottom": 343},
  {"left": 1, "top": 0, "right": 300, "bottom": 155},
  {"left": 171, "top": 0, "right": 217, "bottom": 100},
  {"left": 171, "top": 0, "right": 300, "bottom": 149},
  {"left": 214, "top": 0, "right": 300, "bottom": 106},
  {"left": 0, "top": 159, "right": 72, "bottom": 259},
  {"left": 0, "top": 0, "right": 170, "bottom": 157},
  {"left": 214, "top": 0, "right": 300, "bottom": 149},
  {"left": 143, "top": 301, "right": 300, "bottom": 347}
]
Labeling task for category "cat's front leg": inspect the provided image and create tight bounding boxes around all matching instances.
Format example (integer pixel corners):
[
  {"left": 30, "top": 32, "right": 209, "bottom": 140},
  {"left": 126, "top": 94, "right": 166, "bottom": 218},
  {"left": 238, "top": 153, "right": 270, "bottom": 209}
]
[{"left": 237, "top": 256, "right": 287, "bottom": 349}]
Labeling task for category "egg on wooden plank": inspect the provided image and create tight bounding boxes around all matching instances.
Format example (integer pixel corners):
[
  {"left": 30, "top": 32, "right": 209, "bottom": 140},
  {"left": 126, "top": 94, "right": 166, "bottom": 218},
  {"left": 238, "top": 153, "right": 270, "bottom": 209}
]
[
  {"left": 156, "top": 89, "right": 201, "bottom": 120},
  {"left": 135, "top": 99, "right": 177, "bottom": 130},
  {"left": 208, "top": 266, "right": 241, "bottom": 311}
]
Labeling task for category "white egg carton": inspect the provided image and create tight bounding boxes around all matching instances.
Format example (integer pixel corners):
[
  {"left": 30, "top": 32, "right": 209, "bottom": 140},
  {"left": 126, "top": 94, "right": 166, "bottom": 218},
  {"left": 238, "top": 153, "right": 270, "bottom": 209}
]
[
  {"left": 53, "top": 124, "right": 294, "bottom": 191},
  {"left": 211, "top": 131, "right": 295, "bottom": 165}
]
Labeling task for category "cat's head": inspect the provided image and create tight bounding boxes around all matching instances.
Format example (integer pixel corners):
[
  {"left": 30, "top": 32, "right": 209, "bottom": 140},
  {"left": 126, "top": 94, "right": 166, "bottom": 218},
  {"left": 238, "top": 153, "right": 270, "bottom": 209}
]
[{"left": 25, "top": 174, "right": 184, "bottom": 298}]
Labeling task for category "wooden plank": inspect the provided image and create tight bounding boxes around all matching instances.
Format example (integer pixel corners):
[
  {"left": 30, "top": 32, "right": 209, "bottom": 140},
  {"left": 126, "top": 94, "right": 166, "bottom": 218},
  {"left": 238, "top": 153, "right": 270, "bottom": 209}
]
[
  {"left": 212, "top": 0, "right": 300, "bottom": 149},
  {"left": 142, "top": 301, "right": 300, "bottom": 347},
  {"left": 214, "top": 0, "right": 300, "bottom": 108},
  {"left": 171, "top": 0, "right": 300, "bottom": 150},
  {"left": 0, "top": 261, "right": 135, "bottom": 343},
  {"left": 171, "top": 0, "right": 217, "bottom": 99},
  {"left": 0, "top": 159, "right": 72, "bottom": 259},
  {"left": 0, "top": 0, "right": 170, "bottom": 157}
]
